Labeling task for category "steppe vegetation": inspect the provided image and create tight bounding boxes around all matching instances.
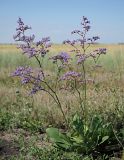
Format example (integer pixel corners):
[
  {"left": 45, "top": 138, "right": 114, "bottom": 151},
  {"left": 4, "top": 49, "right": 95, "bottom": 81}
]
[{"left": 0, "top": 17, "right": 124, "bottom": 159}]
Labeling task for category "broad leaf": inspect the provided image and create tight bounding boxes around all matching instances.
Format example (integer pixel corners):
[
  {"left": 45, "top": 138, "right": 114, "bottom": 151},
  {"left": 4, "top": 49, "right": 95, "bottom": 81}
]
[
  {"left": 99, "top": 136, "right": 109, "bottom": 145},
  {"left": 46, "top": 127, "right": 72, "bottom": 149}
]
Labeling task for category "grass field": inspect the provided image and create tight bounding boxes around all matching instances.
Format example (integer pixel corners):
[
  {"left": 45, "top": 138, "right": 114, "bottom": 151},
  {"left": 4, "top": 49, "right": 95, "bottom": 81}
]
[{"left": 0, "top": 44, "right": 124, "bottom": 159}]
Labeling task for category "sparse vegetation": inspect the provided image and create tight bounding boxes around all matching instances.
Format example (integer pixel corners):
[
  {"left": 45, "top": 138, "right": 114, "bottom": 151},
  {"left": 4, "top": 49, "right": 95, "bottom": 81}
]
[
  {"left": 0, "top": 43, "right": 124, "bottom": 159},
  {"left": 0, "top": 17, "right": 124, "bottom": 159}
]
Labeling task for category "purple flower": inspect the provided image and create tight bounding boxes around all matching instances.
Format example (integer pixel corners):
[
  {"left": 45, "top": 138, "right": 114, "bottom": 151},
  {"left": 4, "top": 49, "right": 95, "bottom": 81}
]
[
  {"left": 50, "top": 52, "right": 70, "bottom": 63},
  {"left": 98, "top": 48, "right": 106, "bottom": 54},
  {"left": 13, "top": 31, "right": 21, "bottom": 40},
  {"left": 14, "top": 18, "right": 51, "bottom": 58},
  {"left": 61, "top": 71, "right": 81, "bottom": 80},
  {"left": 77, "top": 54, "right": 89, "bottom": 64},
  {"left": 87, "top": 37, "right": 100, "bottom": 44},
  {"left": 63, "top": 16, "right": 93, "bottom": 53},
  {"left": 12, "top": 66, "right": 32, "bottom": 84},
  {"left": 83, "top": 16, "right": 88, "bottom": 22},
  {"left": 21, "top": 77, "right": 31, "bottom": 84},
  {"left": 77, "top": 39, "right": 86, "bottom": 44},
  {"left": 71, "top": 30, "right": 81, "bottom": 34},
  {"left": 12, "top": 66, "right": 32, "bottom": 77},
  {"left": 14, "top": 18, "right": 34, "bottom": 44},
  {"left": 12, "top": 66, "right": 44, "bottom": 94},
  {"left": 17, "top": 17, "right": 24, "bottom": 26},
  {"left": 16, "top": 18, "right": 31, "bottom": 32},
  {"left": 30, "top": 70, "right": 44, "bottom": 94},
  {"left": 42, "top": 37, "right": 50, "bottom": 43},
  {"left": 38, "top": 48, "right": 47, "bottom": 57},
  {"left": 26, "top": 47, "right": 37, "bottom": 58},
  {"left": 71, "top": 40, "right": 77, "bottom": 45},
  {"left": 63, "top": 40, "right": 77, "bottom": 46},
  {"left": 63, "top": 40, "right": 70, "bottom": 44},
  {"left": 30, "top": 85, "right": 43, "bottom": 94},
  {"left": 83, "top": 25, "right": 91, "bottom": 31},
  {"left": 16, "top": 25, "right": 31, "bottom": 32},
  {"left": 94, "top": 48, "right": 107, "bottom": 55},
  {"left": 36, "top": 37, "right": 50, "bottom": 46},
  {"left": 81, "top": 16, "right": 91, "bottom": 32},
  {"left": 35, "top": 37, "right": 51, "bottom": 56},
  {"left": 92, "top": 36, "right": 100, "bottom": 41},
  {"left": 90, "top": 52, "right": 97, "bottom": 58},
  {"left": 19, "top": 45, "right": 37, "bottom": 58},
  {"left": 16, "top": 35, "right": 35, "bottom": 43},
  {"left": 82, "top": 16, "right": 90, "bottom": 24},
  {"left": 60, "top": 52, "right": 70, "bottom": 61},
  {"left": 45, "top": 43, "right": 52, "bottom": 48}
]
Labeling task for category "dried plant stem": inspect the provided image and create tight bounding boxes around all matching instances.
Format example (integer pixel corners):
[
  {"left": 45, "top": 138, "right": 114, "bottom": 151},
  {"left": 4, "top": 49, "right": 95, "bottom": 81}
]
[
  {"left": 35, "top": 57, "right": 68, "bottom": 126},
  {"left": 74, "top": 79, "right": 84, "bottom": 113},
  {"left": 82, "top": 62, "right": 87, "bottom": 114},
  {"left": 43, "top": 81, "right": 68, "bottom": 125}
]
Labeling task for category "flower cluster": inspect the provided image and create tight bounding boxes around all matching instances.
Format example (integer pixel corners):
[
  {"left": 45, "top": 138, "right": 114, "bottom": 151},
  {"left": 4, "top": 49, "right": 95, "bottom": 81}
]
[
  {"left": 60, "top": 71, "right": 81, "bottom": 80},
  {"left": 12, "top": 17, "right": 106, "bottom": 94},
  {"left": 13, "top": 18, "right": 32, "bottom": 42},
  {"left": 76, "top": 48, "right": 107, "bottom": 64},
  {"left": 12, "top": 16, "right": 107, "bottom": 125},
  {"left": 63, "top": 16, "right": 106, "bottom": 64},
  {"left": 97, "top": 48, "right": 107, "bottom": 55},
  {"left": 76, "top": 54, "right": 89, "bottom": 64},
  {"left": 12, "top": 66, "right": 33, "bottom": 84},
  {"left": 18, "top": 44, "right": 37, "bottom": 58},
  {"left": 63, "top": 40, "right": 77, "bottom": 46},
  {"left": 81, "top": 16, "right": 91, "bottom": 32},
  {"left": 90, "top": 48, "right": 107, "bottom": 58},
  {"left": 12, "top": 66, "right": 43, "bottom": 94},
  {"left": 87, "top": 36, "right": 100, "bottom": 44},
  {"left": 50, "top": 52, "right": 70, "bottom": 64},
  {"left": 36, "top": 37, "right": 51, "bottom": 57},
  {"left": 14, "top": 18, "right": 51, "bottom": 58},
  {"left": 36, "top": 37, "right": 50, "bottom": 46}
]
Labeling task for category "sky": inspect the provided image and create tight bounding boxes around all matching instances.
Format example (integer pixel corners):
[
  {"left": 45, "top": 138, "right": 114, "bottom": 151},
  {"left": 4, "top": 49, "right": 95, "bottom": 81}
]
[{"left": 0, "top": 0, "right": 124, "bottom": 44}]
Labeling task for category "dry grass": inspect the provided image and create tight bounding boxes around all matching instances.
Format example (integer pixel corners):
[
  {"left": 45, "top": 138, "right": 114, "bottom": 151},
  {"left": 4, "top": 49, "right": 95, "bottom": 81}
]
[
  {"left": 1, "top": 44, "right": 124, "bottom": 121},
  {"left": 0, "top": 44, "right": 124, "bottom": 159}
]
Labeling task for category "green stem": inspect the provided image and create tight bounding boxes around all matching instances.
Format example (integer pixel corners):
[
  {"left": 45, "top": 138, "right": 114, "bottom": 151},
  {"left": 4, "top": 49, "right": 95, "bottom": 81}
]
[
  {"left": 34, "top": 56, "right": 68, "bottom": 126},
  {"left": 81, "top": 62, "right": 88, "bottom": 122},
  {"left": 82, "top": 62, "right": 87, "bottom": 106},
  {"left": 34, "top": 55, "right": 45, "bottom": 78},
  {"left": 43, "top": 81, "right": 68, "bottom": 125},
  {"left": 74, "top": 79, "right": 84, "bottom": 113}
]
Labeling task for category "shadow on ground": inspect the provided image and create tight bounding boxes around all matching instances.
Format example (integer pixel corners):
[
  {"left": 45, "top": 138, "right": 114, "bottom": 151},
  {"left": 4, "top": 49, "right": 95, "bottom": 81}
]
[{"left": 0, "top": 133, "right": 19, "bottom": 159}]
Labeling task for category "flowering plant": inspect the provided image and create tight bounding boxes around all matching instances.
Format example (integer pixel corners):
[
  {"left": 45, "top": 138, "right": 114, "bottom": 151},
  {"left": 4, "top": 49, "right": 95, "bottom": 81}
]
[
  {"left": 12, "top": 17, "right": 106, "bottom": 125},
  {"left": 61, "top": 17, "right": 106, "bottom": 115},
  {"left": 12, "top": 17, "right": 124, "bottom": 158}
]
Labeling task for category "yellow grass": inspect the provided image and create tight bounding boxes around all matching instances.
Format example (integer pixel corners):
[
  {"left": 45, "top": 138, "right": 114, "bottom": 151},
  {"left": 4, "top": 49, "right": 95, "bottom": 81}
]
[
  {"left": 0, "top": 43, "right": 124, "bottom": 54},
  {"left": 0, "top": 43, "right": 124, "bottom": 123}
]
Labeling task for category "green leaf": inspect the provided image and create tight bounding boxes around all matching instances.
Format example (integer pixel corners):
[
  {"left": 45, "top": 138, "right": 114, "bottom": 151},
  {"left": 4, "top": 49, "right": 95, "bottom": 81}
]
[
  {"left": 71, "top": 135, "right": 83, "bottom": 144},
  {"left": 99, "top": 136, "right": 109, "bottom": 145},
  {"left": 72, "top": 113, "right": 84, "bottom": 135},
  {"left": 46, "top": 127, "right": 72, "bottom": 149}
]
